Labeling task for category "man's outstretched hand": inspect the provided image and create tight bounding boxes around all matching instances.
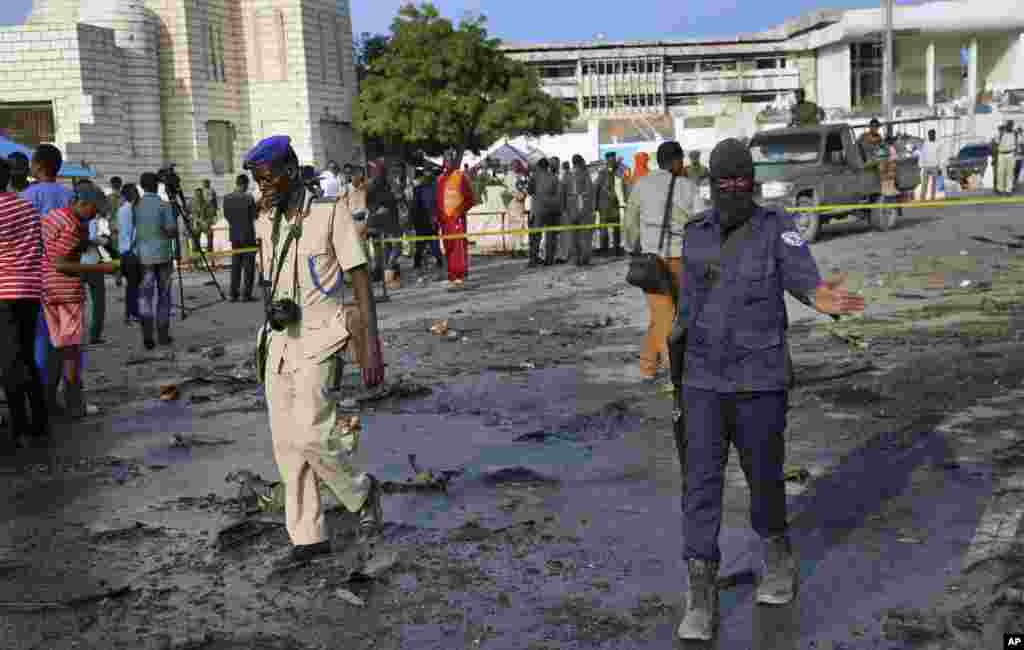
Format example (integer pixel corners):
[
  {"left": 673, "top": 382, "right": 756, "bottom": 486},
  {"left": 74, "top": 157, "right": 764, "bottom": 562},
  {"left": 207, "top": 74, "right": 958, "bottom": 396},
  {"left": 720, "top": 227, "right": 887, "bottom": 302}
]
[
  {"left": 814, "top": 273, "right": 866, "bottom": 315},
  {"left": 362, "top": 336, "right": 385, "bottom": 388}
]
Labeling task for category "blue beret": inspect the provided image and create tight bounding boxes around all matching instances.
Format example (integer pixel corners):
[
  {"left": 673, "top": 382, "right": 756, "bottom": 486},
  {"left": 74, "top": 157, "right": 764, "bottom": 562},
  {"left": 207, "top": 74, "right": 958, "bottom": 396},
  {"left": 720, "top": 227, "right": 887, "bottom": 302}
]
[{"left": 243, "top": 135, "right": 293, "bottom": 169}]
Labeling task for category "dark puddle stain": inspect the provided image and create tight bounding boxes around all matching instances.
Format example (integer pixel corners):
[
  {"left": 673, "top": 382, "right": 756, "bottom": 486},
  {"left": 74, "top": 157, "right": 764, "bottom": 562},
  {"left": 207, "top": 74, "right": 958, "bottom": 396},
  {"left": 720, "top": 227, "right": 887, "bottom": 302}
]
[{"left": 711, "top": 424, "right": 993, "bottom": 649}]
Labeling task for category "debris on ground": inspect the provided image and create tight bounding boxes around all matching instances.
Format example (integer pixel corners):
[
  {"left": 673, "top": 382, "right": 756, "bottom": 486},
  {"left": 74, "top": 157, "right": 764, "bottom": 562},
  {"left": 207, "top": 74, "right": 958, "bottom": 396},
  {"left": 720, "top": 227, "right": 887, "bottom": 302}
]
[
  {"left": 379, "top": 454, "right": 461, "bottom": 494},
  {"left": 346, "top": 549, "right": 399, "bottom": 583},
  {"left": 225, "top": 470, "right": 279, "bottom": 512},
  {"left": 429, "top": 320, "right": 449, "bottom": 336},
  {"left": 0, "top": 586, "right": 133, "bottom": 612},
  {"left": 160, "top": 385, "right": 179, "bottom": 401},
  {"left": 783, "top": 466, "right": 811, "bottom": 483},
  {"left": 479, "top": 466, "right": 559, "bottom": 485},
  {"left": 336, "top": 375, "right": 431, "bottom": 410},
  {"left": 446, "top": 519, "right": 537, "bottom": 542},
  {"left": 205, "top": 345, "right": 226, "bottom": 359},
  {"left": 215, "top": 518, "right": 283, "bottom": 550},
  {"left": 882, "top": 608, "right": 949, "bottom": 642},
  {"left": 335, "top": 588, "right": 366, "bottom": 607},
  {"left": 171, "top": 433, "right": 235, "bottom": 448},
  {"left": 89, "top": 521, "right": 164, "bottom": 542}
]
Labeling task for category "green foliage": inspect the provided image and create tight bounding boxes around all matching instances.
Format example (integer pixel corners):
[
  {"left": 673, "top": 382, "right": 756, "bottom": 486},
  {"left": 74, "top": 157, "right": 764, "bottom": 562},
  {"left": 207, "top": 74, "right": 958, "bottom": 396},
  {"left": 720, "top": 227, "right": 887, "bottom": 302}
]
[
  {"left": 355, "top": 32, "right": 391, "bottom": 83},
  {"left": 354, "top": 3, "right": 577, "bottom": 166}
]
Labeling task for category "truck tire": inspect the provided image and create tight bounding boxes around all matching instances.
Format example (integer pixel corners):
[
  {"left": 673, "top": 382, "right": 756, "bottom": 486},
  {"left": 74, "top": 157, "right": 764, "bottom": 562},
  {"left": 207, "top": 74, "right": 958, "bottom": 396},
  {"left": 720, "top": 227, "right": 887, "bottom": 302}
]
[
  {"left": 795, "top": 196, "right": 821, "bottom": 243},
  {"left": 870, "top": 198, "right": 898, "bottom": 231}
]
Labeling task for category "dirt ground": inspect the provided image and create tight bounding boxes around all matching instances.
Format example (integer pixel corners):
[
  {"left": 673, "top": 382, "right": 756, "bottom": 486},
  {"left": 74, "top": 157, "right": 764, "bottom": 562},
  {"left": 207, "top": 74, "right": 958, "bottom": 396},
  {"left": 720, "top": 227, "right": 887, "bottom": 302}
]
[{"left": 3, "top": 197, "right": 1024, "bottom": 649}]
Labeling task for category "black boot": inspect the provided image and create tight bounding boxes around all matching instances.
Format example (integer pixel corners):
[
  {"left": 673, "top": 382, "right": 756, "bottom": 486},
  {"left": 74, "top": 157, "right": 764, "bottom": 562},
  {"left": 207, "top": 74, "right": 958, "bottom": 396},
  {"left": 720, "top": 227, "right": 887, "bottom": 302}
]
[
  {"left": 141, "top": 318, "right": 155, "bottom": 350},
  {"left": 157, "top": 321, "right": 173, "bottom": 346}
]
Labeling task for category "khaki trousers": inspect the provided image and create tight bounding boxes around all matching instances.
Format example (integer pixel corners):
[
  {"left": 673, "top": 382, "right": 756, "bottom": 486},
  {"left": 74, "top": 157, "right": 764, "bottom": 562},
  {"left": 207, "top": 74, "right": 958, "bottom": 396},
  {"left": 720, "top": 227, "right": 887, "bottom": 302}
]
[
  {"left": 266, "top": 353, "right": 370, "bottom": 546},
  {"left": 998, "top": 154, "right": 1017, "bottom": 193},
  {"left": 640, "top": 257, "right": 681, "bottom": 378}
]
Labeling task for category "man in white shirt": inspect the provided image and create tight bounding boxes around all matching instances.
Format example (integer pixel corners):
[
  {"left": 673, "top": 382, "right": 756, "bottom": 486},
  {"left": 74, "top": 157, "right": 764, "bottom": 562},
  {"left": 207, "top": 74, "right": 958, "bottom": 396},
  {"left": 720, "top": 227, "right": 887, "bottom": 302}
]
[
  {"left": 319, "top": 160, "right": 341, "bottom": 199},
  {"left": 918, "top": 129, "right": 944, "bottom": 201},
  {"left": 621, "top": 141, "right": 705, "bottom": 381}
]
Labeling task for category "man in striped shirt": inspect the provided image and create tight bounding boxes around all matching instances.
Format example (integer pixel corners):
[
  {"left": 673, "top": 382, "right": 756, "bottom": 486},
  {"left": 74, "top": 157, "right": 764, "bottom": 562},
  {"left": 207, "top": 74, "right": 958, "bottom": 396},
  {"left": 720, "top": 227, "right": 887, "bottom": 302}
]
[
  {"left": 40, "top": 183, "right": 116, "bottom": 419},
  {"left": 0, "top": 159, "right": 49, "bottom": 448}
]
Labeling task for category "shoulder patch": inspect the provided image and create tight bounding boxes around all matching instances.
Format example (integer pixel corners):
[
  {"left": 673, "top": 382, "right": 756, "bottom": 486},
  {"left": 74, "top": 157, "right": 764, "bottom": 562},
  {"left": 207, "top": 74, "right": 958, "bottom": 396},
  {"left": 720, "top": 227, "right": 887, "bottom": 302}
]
[{"left": 780, "top": 231, "right": 805, "bottom": 247}]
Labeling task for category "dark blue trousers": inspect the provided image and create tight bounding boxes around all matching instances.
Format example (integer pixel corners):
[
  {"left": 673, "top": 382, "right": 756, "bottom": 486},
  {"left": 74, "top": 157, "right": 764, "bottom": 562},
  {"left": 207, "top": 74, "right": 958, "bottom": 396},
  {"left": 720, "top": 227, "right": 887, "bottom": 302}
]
[{"left": 682, "top": 387, "right": 788, "bottom": 563}]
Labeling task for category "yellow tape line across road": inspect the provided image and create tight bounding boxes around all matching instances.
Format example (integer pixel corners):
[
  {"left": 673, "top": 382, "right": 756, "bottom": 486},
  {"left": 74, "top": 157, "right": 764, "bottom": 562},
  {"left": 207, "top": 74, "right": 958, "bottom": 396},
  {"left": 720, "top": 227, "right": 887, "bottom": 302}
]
[{"left": 144, "top": 195, "right": 1023, "bottom": 261}]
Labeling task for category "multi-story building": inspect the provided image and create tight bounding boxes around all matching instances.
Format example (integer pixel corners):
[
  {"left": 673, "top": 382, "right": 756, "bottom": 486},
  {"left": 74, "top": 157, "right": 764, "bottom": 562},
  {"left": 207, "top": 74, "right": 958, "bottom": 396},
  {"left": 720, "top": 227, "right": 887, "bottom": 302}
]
[
  {"left": 0, "top": 0, "right": 362, "bottom": 197},
  {"left": 499, "top": 0, "right": 1024, "bottom": 166}
]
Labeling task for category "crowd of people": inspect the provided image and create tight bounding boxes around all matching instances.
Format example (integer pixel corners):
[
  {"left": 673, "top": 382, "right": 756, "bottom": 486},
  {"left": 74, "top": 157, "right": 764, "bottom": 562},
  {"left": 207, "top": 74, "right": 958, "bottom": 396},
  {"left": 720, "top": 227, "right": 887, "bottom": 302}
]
[{"left": 1, "top": 131, "right": 871, "bottom": 642}]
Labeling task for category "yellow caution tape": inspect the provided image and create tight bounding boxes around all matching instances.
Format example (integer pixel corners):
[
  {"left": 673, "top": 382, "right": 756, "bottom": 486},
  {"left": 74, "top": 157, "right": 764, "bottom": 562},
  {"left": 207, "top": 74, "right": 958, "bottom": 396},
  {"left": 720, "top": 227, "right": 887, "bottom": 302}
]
[
  {"left": 787, "top": 196, "right": 1024, "bottom": 213},
  {"left": 158, "top": 195, "right": 1024, "bottom": 253}
]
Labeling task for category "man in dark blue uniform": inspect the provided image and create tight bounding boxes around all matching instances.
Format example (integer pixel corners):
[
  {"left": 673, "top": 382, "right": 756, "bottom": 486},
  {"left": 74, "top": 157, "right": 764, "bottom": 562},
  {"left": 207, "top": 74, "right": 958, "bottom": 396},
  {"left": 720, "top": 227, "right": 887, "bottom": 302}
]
[{"left": 675, "top": 138, "right": 865, "bottom": 641}]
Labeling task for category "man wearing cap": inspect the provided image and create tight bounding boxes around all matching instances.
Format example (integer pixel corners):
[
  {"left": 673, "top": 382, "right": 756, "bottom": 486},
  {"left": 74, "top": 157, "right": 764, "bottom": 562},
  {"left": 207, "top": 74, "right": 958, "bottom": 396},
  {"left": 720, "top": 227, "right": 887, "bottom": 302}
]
[
  {"left": 595, "top": 152, "right": 626, "bottom": 256},
  {"left": 245, "top": 135, "right": 385, "bottom": 567},
  {"left": 674, "top": 138, "right": 865, "bottom": 640}
]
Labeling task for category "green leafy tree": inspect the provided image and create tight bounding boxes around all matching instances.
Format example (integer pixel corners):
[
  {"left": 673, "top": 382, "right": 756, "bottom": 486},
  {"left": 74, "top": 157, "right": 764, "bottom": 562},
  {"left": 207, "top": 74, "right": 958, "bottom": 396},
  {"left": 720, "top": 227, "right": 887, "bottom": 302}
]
[
  {"left": 354, "top": 32, "right": 390, "bottom": 84},
  {"left": 354, "top": 3, "right": 576, "bottom": 167}
]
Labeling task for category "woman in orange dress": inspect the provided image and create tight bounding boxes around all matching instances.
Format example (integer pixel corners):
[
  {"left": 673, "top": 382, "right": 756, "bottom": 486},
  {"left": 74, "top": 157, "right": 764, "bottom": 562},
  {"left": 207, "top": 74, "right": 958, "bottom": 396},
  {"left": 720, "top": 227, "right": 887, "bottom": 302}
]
[{"left": 435, "top": 151, "right": 475, "bottom": 287}]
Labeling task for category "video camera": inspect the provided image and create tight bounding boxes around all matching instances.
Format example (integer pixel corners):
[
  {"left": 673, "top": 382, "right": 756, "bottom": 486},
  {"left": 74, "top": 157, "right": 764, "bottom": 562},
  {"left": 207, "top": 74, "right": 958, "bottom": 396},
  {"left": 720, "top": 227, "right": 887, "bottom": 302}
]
[{"left": 156, "top": 164, "right": 182, "bottom": 196}]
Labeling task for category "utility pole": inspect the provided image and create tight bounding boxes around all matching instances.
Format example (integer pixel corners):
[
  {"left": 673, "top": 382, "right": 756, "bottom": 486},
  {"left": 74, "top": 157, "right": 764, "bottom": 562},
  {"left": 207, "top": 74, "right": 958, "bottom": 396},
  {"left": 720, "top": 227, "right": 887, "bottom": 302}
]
[{"left": 882, "top": 0, "right": 894, "bottom": 134}]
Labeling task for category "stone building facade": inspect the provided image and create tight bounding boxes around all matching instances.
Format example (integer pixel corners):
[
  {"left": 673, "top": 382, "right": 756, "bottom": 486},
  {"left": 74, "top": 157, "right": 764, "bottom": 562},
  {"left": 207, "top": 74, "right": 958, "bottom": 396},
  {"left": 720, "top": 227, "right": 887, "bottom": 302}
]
[
  {"left": 0, "top": 0, "right": 361, "bottom": 197},
  {"left": 499, "top": 0, "right": 1024, "bottom": 166}
]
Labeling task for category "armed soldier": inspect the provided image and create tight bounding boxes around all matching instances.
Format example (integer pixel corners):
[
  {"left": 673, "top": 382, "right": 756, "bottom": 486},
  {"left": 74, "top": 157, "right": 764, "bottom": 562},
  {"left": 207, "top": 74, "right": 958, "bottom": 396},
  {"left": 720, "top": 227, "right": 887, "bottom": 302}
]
[
  {"left": 789, "top": 89, "right": 824, "bottom": 127},
  {"left": 246, "top": 135, "right": 386, "bottom": 568}
]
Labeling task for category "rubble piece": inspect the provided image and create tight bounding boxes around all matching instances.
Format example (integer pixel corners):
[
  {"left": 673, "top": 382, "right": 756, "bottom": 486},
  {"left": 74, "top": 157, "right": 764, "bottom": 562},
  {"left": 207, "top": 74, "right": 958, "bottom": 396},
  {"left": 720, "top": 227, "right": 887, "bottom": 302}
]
[
  {"left": 970, "top": 235, "right": 1023, "bottom": 249},
  {"left": 995, "top": 588, "right": 1024, "bottom": 606},
  {"left": 215, "top": 519, "right": 282, "bottom": 551},
  {"left": 447, "top": 519, "right": 537, "bottom": 543},
  {"left": 225, "top": 470, "right": 279, "bottom": 512},
  {"left": 0, "top": 586, "right": 133, "bottom": 612},
  {"left": 335, "top": 588, "right": 365, "bottom": 607},
  {"left": 89, "top": 521, "right": 163, "bottom": 542},
  {"left": 160, "top": 385, "right": 179, "bottom": 401},
  {"left": 205, "top": 345, "right": 226, "bottom": 360},
  {"left": 795, "top": 362, "right": 877, "bottom": 387},
  {"left": 346, "top": 549, "right": 399, "bottom": 583},
  {"left": 336, "top": 376, "right": 431, "bottom": 411},
  {"left": 783, "top": 466, "right": 811, "bottom": 483},
  {"left": 882, "top": 608, "right": 949, "bottom": 642},
  {"left": 479, "top": 466, "right": 560, "bottom": 485},
  {"left": 170, "top": 434, "right": 235, "bottom": 448},
  {"left": 0, "top": 561, "right": 28, "bottom": 576},
  {"left": 429, "top": 320, "right": 449, "bottom": 336}
]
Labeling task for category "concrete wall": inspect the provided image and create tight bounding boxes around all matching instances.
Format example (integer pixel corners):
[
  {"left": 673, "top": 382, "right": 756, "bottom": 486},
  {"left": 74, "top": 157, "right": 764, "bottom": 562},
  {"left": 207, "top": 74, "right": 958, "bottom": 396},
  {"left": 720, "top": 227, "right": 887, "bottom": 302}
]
[
  {"left": 817, "top": 41, "right": 851, "bottom": 109},
  {"left": 0, "top": 22, "right": 127, "bottom": 177}
]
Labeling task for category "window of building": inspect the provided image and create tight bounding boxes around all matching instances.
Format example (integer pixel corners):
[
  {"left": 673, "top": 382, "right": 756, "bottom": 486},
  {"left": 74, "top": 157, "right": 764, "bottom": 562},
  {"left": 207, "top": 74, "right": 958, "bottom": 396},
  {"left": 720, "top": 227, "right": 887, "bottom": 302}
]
[
  {"left": 208, "top": 24, "right": 225, "bottom": 82},
  {"left": 825, "top": 132, "right": 845, "bottom": 164},
  {"left": 207, "top": 121, "right": 235, "bottom": 176},
  {"left": 684, "top": 116, "right": 715, "bottom": 129},
  {"left": 667, "top": 95, "right": 699, "bottom": 107},
  {"left": 756, "top": 59, "right": 778, "bottom": 70},
  {"left": 672, "top": 60, "right": 697, "bottom": 74},
  {"left": 741, "top": 93, "right": 776, "bottom": 103},
  {"left": 702, "top": 60, "right": 736, "bottom": 73},
  {"left": 0, "top": 102, "right": 55, "bottom": 146},
  {"left": 319, "top": 14, "right": 328, "bottom": 84}
]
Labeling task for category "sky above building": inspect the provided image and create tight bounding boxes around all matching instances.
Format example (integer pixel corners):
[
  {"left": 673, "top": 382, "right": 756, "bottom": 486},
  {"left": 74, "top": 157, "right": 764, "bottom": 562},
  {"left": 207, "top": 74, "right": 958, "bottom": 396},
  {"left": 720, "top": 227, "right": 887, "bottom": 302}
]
[{"left": 0, "top": 0, "right": 933, "bottom": 42}]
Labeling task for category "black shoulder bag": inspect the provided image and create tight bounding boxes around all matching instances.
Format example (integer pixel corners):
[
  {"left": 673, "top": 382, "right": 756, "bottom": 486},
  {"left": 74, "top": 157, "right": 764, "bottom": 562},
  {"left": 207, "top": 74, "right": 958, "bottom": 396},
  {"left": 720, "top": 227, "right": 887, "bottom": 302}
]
[{"left": 626, "top": 174, "right": 677, "bottom": 294}]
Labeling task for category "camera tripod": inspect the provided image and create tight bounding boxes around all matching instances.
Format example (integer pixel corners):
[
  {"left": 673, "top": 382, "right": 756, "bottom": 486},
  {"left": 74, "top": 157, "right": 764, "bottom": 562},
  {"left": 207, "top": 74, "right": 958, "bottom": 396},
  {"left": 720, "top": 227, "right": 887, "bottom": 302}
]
[{"left": 165, "top": 185, "right": 226, "bottom": 319}]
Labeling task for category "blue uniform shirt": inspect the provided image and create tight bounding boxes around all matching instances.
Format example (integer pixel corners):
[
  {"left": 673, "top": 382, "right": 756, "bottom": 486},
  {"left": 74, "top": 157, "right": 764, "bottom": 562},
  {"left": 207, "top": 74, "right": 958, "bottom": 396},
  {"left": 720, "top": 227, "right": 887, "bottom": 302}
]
[{"left": 678, "top": 205, "right": 821, "bottom": 393}]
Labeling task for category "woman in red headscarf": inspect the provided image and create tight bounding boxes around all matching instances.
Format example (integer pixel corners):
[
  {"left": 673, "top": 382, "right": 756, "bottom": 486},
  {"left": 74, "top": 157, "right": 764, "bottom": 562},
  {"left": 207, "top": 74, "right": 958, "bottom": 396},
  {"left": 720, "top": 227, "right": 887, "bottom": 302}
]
[
  {"left": 435, "top": 151, "right": 475, "bottom": 287},
  {"left": 633, "top": 151, "right": 650, "bottom": 183}
]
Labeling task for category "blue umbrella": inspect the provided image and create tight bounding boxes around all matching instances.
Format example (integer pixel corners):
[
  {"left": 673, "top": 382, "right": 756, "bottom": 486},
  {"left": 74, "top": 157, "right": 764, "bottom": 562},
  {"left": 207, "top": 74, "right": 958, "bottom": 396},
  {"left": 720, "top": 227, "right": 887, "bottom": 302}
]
[{"left": 0, "top": 134, "right": 96, "bottom": 178}]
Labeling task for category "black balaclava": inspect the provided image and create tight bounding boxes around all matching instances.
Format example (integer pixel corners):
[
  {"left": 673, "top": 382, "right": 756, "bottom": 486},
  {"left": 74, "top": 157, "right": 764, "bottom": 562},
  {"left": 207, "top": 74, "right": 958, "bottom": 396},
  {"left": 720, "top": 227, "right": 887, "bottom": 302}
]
[{"left": 709, "top": 138, "right": 756, "bottom": 232}]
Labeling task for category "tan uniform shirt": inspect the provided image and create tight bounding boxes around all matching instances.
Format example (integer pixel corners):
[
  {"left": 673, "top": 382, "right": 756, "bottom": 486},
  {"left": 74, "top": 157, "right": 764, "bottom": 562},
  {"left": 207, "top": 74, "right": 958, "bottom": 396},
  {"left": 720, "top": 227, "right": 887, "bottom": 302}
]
[{"left": 257, "top": 198, "right": 368, "bottom": 368}]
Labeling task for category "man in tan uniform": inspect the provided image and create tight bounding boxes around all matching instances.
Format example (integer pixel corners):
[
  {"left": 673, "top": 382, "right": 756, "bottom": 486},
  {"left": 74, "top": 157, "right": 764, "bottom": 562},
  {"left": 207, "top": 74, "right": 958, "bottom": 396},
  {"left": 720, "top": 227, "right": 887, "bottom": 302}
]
[{"left": 245, "top": 135, "right": 386, "bottom": 567}]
